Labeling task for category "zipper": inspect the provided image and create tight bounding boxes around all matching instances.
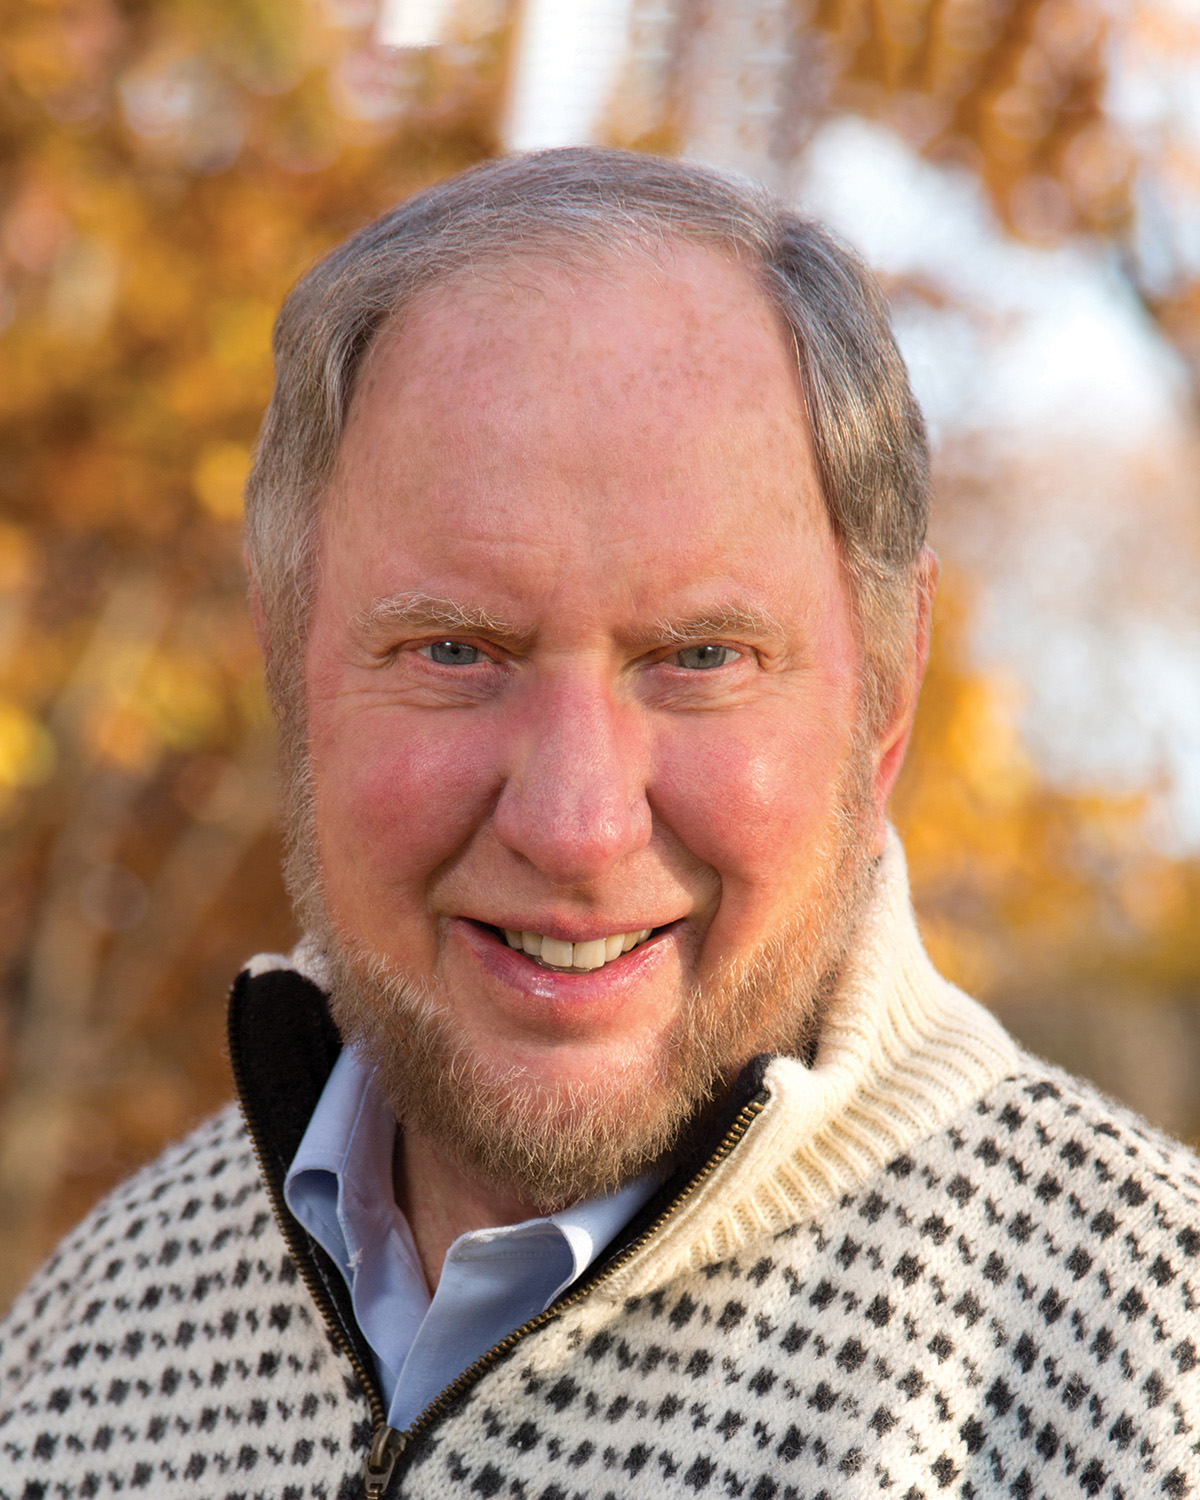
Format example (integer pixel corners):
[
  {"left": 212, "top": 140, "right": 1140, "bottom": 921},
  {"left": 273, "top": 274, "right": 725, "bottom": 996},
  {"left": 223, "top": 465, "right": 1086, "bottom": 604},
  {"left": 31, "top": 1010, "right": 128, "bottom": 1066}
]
[
  {"left": 363, "top": 1424, "right": 406, "bottom": 1499},
  {"left": 231, "top": 992, "right": 768, "bottom": 1500},
  {"left": 352, "top": 1087, "right": 770, "bottom": 1495},
  {"left": 226, "top": 1023, "right": 390, "bottom": 1436}
]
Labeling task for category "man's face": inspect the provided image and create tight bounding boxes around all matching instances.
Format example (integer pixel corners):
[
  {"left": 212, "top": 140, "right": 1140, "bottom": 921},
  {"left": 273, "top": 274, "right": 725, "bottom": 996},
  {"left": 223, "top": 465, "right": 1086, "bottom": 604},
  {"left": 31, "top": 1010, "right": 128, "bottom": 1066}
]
[{"left": 300, "top": 243, "right": 894, "bottom": 1201}]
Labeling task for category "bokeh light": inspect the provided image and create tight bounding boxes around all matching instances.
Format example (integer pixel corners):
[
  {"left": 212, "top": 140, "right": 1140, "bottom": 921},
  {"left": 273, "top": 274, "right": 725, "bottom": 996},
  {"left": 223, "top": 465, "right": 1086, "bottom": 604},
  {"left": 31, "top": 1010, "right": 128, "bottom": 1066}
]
[{"left": 1, "top": 0, "right": 1198, "bottom": 1310}]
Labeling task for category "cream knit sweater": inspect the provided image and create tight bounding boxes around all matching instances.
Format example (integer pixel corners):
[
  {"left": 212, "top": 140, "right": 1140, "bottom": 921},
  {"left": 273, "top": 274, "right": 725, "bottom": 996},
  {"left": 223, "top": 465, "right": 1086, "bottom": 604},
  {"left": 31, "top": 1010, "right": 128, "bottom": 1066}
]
[{"left": 2, "top": 836, "right": 1198, "bottom": 1498}]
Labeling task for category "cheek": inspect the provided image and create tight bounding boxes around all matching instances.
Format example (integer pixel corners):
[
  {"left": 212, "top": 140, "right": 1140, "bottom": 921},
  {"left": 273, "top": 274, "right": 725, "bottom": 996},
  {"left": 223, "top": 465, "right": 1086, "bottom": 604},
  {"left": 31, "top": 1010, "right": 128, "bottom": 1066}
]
[
  {"left": 652, "top": 708, "right": 852, "bottom": 914},
  {"left": 311, "top": 712, "right": 497, "bottom": 912}
]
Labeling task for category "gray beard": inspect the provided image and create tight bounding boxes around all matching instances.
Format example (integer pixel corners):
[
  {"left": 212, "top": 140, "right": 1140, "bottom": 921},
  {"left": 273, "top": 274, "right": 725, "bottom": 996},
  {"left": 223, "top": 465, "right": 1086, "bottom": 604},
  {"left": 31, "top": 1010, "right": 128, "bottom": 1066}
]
[{"left": 287, "top": 731, "right": 879, "bottom": 1213}]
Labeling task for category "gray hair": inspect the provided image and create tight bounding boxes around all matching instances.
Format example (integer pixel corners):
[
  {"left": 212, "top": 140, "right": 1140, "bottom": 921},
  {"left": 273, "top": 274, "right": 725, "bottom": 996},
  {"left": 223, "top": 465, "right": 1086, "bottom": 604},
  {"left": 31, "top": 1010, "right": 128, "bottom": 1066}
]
[{"left": 245, "top": 146, "right": 929, "bottom": 730}]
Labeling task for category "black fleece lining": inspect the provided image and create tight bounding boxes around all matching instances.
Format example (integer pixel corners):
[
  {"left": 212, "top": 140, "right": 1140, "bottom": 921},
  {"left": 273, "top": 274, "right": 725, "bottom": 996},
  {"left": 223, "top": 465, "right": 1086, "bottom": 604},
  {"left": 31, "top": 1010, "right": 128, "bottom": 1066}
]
[
  {"left": 226, "top": 968, "right": 376, "bottom": 1400},
  {"left": 227, "top": 966, "right": 776, "bottom": 1432},
  {"left": 227, "top": 967, "right": 343, "bottom": 1180}
]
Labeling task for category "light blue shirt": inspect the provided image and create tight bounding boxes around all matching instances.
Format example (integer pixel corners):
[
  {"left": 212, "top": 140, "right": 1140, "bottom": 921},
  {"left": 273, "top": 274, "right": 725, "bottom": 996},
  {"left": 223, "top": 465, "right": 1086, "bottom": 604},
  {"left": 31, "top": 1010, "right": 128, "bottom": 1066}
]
[{"left": 284, "top": 1047, "right": 662, "bottom": 1431}]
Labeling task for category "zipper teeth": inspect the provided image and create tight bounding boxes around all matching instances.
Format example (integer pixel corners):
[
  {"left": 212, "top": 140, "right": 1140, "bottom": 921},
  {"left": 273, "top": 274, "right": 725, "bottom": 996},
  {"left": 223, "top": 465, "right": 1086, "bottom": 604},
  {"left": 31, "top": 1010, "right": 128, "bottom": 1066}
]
[
  {"left": 397, "top": 1088, "right": 769, "bottom": 1446},
  {"left": 227, "top": 1010, "right": 389, "bottom": 1431},
  {"left": 231, "top": 978, "right": 768, "bottom": 1490}
]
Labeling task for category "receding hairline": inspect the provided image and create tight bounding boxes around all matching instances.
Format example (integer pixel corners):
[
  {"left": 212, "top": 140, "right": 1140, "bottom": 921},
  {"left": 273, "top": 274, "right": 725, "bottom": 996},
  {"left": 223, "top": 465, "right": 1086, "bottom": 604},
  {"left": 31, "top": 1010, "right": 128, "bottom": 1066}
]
[{"left": 336, "top": 229, "right": 798, "bottom": 440}]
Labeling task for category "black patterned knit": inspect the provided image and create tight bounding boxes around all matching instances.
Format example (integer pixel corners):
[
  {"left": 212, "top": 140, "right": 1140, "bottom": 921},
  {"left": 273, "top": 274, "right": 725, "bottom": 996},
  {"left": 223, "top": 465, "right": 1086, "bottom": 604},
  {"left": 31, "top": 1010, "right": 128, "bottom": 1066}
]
[
  {"left": 2, "top": 1062, "right": 1198, "bottom": 1499},
  {"left": 3, "top": 840, "right": 1198, "bottom": 1498}
]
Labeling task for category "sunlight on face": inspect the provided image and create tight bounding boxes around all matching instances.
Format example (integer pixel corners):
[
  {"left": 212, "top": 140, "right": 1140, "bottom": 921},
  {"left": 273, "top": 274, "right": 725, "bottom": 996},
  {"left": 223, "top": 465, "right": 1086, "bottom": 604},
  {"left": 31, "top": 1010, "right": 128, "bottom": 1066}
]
[{"left": 296, "top": 244, "right": 888, "bottom": 1200}]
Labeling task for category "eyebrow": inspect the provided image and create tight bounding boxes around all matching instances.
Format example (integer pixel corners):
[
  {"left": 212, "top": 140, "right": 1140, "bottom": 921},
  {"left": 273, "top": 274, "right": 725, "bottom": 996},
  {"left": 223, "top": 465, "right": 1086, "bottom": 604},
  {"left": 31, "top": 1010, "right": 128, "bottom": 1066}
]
[
  {"left": 354, "top": 592, "right": 535, "bottom": 648},
  {"left": 637, "top": 604, "right": 787, "bottom": 650},
  {"left": 354, "top": 593, "right": 785, "bottom": 653}
]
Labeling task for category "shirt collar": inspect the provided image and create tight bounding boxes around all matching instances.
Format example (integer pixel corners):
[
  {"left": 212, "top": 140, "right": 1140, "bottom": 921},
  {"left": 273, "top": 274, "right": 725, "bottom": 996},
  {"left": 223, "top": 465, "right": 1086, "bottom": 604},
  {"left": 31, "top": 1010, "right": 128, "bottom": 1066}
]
[{"left": 285, "top": 1042, "right": 664, "bottom": 1283}]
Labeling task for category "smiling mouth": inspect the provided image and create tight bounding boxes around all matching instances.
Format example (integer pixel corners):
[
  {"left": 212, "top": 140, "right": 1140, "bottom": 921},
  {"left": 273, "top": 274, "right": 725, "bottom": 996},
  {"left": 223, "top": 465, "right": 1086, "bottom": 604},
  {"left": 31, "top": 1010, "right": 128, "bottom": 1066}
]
[{"left": 473, "top": 923, "right": 659, "bottom": 972}]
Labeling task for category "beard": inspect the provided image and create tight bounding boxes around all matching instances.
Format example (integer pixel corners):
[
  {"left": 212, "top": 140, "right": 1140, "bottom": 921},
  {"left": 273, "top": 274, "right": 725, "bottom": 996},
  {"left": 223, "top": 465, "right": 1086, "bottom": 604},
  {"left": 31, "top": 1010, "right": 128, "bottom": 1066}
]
[{"left": 284, "top": 723, "right": 880, "bottom": 1214}]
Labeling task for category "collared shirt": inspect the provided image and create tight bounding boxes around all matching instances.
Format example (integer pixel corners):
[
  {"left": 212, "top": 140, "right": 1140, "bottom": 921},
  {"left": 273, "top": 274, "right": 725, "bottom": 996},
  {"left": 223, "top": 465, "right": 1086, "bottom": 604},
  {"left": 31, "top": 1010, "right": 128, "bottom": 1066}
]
[{"left": 284, "top": 1047, "right": 661, "bottom": 1431}]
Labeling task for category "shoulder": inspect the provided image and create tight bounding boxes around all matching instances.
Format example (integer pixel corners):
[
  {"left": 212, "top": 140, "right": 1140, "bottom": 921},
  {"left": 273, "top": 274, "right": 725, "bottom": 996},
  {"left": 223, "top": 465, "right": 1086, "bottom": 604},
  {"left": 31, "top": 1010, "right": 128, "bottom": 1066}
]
[
  {"left": 869, "top": 1052, "right": 1200, "bottom": 1343},
  {"left": 830, "top": 1053, "right": 1200, "bottom": 1458},
  {"left": 0, "top": 1105, "right": 263, "bottom": 1376},
  {"left": 945, "top": 1052, "right": 1200, "bottom": 1241},
  {"left": 0, "top": 1103, "right": 356, "bottom": 1491},
  {"left": 406, "top": 1054, "right": 1200, "bottom": 1499}
]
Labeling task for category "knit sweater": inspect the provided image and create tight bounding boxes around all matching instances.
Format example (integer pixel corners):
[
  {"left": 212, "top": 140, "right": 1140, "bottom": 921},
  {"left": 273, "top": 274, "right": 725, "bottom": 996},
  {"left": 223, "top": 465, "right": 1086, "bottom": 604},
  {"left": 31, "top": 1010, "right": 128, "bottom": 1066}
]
[{"left": 2, "top": 840, "right": 1198, "bottom": 1500}]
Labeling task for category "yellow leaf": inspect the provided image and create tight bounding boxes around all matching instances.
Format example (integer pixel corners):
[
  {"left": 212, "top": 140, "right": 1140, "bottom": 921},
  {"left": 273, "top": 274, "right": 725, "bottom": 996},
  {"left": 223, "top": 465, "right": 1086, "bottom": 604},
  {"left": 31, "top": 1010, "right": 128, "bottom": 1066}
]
[{"left": 0, "top": 700, "right": 56, "bottom": 789}]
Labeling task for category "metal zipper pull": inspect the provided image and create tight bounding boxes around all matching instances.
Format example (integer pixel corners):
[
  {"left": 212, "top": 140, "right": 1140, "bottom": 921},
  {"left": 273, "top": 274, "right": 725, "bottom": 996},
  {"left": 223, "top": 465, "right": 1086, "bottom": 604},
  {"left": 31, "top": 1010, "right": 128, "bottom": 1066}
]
[{"left": 364, "top": 1424, "right": 407, "bottom": 1499}]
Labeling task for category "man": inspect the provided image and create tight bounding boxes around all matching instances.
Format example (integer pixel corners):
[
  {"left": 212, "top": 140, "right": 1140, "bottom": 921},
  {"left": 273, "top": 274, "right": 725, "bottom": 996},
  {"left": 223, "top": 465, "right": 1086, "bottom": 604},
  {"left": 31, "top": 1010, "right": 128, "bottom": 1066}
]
[{"left": 1, "top": 149, "right": 1197, "bottom": 1500}]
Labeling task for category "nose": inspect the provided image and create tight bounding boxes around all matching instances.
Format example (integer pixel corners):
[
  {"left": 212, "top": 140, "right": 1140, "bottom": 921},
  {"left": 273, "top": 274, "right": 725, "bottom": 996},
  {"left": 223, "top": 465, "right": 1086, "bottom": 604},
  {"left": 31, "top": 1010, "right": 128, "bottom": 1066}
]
[{"left": 491, "top": 669, "right": 652, "bottom": 886}]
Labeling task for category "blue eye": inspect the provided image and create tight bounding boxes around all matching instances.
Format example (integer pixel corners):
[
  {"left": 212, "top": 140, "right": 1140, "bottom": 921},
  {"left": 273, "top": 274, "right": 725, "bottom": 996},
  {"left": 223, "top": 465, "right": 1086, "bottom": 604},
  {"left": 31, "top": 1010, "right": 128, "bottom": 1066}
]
[
  {"left": 421, "top": 640, "right": 482, "bottom": 665},
  {"left": 674, "top": 644, "right": 739, "bottom": 670}
]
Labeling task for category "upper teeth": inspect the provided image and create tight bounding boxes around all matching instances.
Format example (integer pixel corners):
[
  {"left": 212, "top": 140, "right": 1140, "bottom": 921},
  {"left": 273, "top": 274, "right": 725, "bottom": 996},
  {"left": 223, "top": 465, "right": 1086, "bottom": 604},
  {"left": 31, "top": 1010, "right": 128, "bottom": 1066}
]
[{"left": 503, "top": 928, "right": 654, "bottom": 970}]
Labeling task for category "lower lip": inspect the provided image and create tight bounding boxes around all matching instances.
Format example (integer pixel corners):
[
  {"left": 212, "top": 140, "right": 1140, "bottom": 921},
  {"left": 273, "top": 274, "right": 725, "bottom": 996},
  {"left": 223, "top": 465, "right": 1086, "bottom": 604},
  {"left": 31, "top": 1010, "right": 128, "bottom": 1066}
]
[{"left": 454, "top": 919, "right": 675, "bottom": 1009}]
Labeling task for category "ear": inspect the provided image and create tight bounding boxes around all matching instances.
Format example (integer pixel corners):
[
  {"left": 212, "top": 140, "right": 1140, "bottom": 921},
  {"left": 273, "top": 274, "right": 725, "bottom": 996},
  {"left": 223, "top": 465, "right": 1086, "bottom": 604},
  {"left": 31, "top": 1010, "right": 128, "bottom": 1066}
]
[{"left": 870, "top": 546, "right": 939, "bottom": 854}]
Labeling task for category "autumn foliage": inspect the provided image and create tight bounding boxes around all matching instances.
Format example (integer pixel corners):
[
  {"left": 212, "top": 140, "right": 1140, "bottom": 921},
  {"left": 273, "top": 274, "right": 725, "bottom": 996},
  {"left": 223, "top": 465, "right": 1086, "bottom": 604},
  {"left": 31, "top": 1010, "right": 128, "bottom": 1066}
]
[{"left": 0, "top": 0, "right": 1196, "bottom": 1309}]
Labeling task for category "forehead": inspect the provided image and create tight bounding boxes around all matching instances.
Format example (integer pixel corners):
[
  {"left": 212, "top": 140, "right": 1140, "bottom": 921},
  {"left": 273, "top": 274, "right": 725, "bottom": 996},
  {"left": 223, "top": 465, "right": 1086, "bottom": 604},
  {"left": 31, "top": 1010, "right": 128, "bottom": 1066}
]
[
  {"left": 366, "top": 240, "right": 784, "bottom": 382},
  {"left": 322, "top": 241, "right": 839, "bottom": 631}
]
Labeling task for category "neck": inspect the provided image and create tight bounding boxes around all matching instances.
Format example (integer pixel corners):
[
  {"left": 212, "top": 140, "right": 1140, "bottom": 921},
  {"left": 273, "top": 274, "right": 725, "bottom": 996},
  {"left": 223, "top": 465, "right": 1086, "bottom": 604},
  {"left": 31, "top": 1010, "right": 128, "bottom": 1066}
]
[{"left": 395, "top": 1129, "right": 546, "bottom": 1291}]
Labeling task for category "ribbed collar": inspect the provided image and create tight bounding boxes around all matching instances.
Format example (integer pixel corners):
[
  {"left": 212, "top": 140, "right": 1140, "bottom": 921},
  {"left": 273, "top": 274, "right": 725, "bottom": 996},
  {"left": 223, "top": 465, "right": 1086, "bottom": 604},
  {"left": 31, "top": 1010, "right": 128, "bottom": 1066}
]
[{"left": 599, "top": 829, "right": 1019, "bottom": 1300}]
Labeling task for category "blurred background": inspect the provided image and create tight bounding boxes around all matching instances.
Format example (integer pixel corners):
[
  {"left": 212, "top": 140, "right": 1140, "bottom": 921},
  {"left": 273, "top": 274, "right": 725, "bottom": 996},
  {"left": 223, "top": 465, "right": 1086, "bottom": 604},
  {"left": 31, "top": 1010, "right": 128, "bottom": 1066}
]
[{"left": 2, "top": 0, "right": 1199, "bottom": 1312}]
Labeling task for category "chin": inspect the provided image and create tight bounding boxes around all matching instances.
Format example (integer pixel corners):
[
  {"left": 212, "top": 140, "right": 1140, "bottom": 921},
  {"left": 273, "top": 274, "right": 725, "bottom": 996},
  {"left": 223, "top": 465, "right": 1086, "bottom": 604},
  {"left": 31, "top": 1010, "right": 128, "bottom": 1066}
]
[{"left": 320, "top": 934, "right": 711, "bottom": 1209}]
